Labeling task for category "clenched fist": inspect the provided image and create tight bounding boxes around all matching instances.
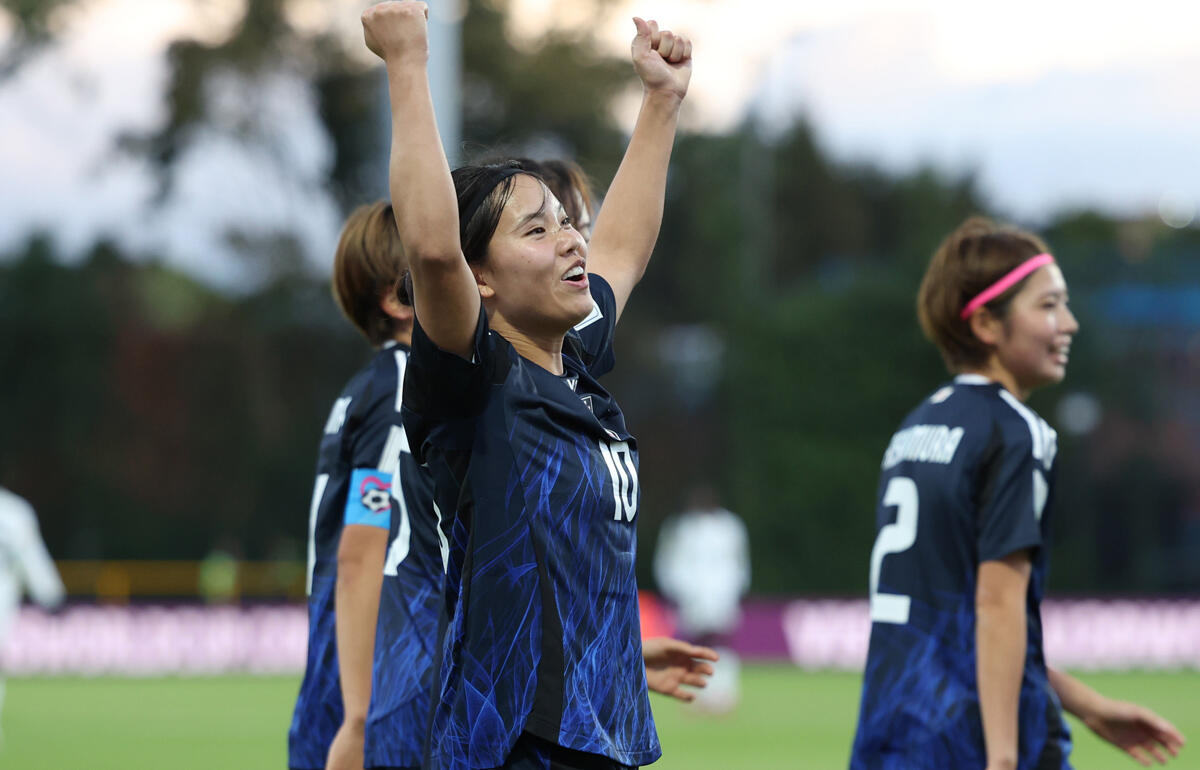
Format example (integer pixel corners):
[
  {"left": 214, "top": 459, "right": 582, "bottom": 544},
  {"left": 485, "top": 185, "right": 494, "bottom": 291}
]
[
  {"left": 631, "top": 17, "right": 692, "bottom": 100},
  {"left": 362, "top": 1, "right": 431, "bottom": 65}
]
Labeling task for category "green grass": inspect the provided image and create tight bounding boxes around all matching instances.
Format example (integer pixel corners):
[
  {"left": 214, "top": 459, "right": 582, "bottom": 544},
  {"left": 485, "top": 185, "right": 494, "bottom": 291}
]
[
  {"left": 650, "top": 667, "right": 1199, "bottom": 769},
  {"left": 2, "top": 667, "right": 1195, "bottom": 768}
]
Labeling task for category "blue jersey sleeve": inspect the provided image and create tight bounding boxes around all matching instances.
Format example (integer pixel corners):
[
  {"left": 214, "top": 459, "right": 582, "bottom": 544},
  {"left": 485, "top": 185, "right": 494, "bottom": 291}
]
[
  {"left": 976, "top": 424, "right": 1046, "bottom": 562},
  {"left": 342, "top": 348, "right": 407, "bottom": 529},
  {"left": 402, "top": 308, "right": 497, "bottom": 465},
  {"left": 568, "top": 273, "right": 618, "bottom": 377},
  {"left": 343, "top": 348, "right": 408, "bottom": 468}
]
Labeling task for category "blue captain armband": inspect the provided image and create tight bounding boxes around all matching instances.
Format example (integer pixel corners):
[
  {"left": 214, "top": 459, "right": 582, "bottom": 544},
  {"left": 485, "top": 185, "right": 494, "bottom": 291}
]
[{"left": 344, "top": 468, "right": 393, "bottom": 529}]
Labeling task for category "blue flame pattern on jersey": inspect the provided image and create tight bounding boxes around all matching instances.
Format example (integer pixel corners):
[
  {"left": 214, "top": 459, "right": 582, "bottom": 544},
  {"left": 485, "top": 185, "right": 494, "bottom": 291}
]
[
  {"left": 851, "top": 584, "right": 1071, "bottom": 769},
  {"left": 851, "top": 376, "right": 1073, "bottom": 770},
  {"left": 288, "top": 344, "right": 411, "bottom": 770},
  {"left": 403, "top": 275, "right": 659, "bottom": 770}
]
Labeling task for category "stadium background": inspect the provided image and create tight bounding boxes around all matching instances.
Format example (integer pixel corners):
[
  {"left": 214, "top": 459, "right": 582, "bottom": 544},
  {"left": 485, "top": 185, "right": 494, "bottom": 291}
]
[{"left": 1, "top": 0, "right": 1197, "bottom": 767}]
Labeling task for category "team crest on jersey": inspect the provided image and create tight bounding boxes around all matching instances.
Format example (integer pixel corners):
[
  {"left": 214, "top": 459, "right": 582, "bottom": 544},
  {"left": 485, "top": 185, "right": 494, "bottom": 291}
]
[{"left": 580, "top": 394, "right": 594, "bottom": 413}]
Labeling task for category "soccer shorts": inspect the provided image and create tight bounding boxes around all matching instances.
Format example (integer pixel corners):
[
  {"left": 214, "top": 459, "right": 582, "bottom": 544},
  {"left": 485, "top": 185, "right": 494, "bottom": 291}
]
[{"left": 490, "top": 732, "right": 637, "bottom": 770}]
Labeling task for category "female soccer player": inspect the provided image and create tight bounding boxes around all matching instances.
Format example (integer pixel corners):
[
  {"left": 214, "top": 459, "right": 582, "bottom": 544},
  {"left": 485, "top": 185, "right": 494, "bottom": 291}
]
[
  {"left": 850, "top": 218, "right": 1186, "bottom": 769},
  {"left": 291, "top": 195, "right": 714, "bottom": 770},
  {"left": 287, "top": 201, "right": 442, "bottom": 770},
  {"left": 363, "top": 2, "right": 692, "bottom": 767}
]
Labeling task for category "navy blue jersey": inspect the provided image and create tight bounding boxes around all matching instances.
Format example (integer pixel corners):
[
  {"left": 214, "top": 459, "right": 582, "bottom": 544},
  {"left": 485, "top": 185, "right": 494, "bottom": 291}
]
[
  {"left": 402, "top": 274, "right": 658, "bottom": 770},
  {"left": 365, "top": 346, "right": 446, "bottom": 769},
  {"left": 288, "top": 344, "right": 411, "bottom": 770},
  {"left": 850, "top": 375, "right": 1073, "bottom": 770}
]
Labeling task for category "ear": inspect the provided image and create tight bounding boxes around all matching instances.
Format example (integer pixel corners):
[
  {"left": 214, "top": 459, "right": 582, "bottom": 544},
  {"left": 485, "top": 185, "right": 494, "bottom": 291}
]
[
  {"left": 474, "top": 267, "right": 496, "bottom": 299},
  {"left": 380, "top": 292, "right": 414, "bottom": 323},
  {"left": 968, "top": 308, "right": 1004, "bottom": 347}
]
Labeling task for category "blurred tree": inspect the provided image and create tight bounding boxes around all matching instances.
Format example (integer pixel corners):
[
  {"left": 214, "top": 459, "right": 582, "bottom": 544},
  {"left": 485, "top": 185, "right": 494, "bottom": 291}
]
[
  {"left": 2, "top": 0, "right": 1198, "bottom": 598},
  {"left": 0, "top": 0, "right": 74, "bottom": 77}
]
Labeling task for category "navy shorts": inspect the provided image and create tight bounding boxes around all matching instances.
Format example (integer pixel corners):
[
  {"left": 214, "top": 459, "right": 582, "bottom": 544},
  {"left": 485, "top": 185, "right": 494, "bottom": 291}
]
[{"left": 491, "top": 732, "right": 637, "bottom": 770}]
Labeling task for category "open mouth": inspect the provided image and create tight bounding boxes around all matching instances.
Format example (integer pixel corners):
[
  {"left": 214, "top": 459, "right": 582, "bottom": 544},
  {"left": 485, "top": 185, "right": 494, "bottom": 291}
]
[{"left": 561, "top": 263, "right": 589, "bottom": 289}]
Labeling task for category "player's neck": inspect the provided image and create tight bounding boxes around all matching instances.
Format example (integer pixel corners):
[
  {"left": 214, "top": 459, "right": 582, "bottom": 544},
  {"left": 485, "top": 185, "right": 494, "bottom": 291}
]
[
  {"left": 961, "top": 362, "right": 1027, "bottom": 402},
  {"left": 491, "top": 317, "right": 565, "bottom": 374}
]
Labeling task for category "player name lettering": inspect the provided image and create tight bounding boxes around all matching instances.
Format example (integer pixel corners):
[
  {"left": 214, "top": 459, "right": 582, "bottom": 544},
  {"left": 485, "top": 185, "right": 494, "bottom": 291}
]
[{"left": 881, "top": 424, "right": 965, "bottom": 470}]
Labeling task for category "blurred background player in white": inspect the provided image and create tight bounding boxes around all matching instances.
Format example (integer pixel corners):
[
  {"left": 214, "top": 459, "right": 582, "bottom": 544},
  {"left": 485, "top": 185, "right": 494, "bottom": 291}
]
[
  {"left": 654, "top": 485, "right": 749, "bottom": 713},
  {"left": 0, "top": 487, "right": 66, "bottom": 742}
]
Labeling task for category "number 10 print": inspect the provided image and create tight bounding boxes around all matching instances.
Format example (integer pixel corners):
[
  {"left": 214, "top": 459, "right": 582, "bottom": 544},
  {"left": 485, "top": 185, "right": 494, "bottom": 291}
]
[{"left": 599, "top": 440, "right": 638, "bottom": 522}]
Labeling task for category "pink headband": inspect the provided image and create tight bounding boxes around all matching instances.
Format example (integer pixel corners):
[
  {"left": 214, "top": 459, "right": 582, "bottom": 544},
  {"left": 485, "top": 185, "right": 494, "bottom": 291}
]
[{"left": 960, "top": 253, "right": 1055, "bottom": 320}]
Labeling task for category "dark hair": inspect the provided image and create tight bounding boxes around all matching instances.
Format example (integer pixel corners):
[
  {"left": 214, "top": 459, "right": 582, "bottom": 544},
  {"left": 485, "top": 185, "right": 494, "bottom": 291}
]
[
  {"left": 399, "top": 161, "right": 547, "bottom": 301},
  {"left": 452, "top": 161, "right": 541, "bottom": 265},
  {"left": 917, "top": 216, "right": 1052, "bottom": 372},
  {"left": 331, "top": 201, "right": 410, "bottom": 346},
  {"left": 512, "top": 158, "right": 597, "bottom": 226}
]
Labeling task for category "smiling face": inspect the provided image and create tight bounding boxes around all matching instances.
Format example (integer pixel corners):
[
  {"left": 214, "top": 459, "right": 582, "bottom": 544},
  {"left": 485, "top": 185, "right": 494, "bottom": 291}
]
[
  {"left": 474, "top": 174, "right": 591, "bottom": 337},
  {"left": 985, "top": 263, "right": 1079, "bottom": 396}
]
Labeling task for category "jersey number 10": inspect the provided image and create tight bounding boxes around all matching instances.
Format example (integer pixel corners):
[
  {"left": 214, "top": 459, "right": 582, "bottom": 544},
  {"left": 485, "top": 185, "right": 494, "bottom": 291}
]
[{"left": 599, "top": 440, "right": 638, "bottom": 522}]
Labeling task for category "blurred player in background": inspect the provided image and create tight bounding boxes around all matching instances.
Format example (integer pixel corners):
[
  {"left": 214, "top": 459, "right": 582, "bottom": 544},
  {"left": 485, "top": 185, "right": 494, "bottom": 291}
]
[
  {"left": 0, "top": 487, "right": 65, "bottom": 742},
  {"left": 654, "top": 485, "right": 749, "bottom": 713},
  {"left": 363, "top": 2, "right": 701, "bottom": 767},
  {"left": 287, "top": 202, "right": 442, "bottom": 770},
  {"left": 851, "top": 218, "right": 1186, "bottom": 769}
]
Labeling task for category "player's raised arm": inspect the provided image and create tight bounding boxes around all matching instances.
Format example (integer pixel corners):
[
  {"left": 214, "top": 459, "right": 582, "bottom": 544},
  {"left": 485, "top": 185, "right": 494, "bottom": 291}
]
[
  {"left": 586, "top": 17, "right": 691, "bottom": 321},
  {"left": 362, "top": 1, "right": 480, "bottom": 359}
]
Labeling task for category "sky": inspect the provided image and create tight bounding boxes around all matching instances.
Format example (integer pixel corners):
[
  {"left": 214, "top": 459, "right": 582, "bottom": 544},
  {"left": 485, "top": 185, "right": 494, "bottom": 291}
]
[{"left": 1, "top": 0, "right": 1198, "bottom": 289}]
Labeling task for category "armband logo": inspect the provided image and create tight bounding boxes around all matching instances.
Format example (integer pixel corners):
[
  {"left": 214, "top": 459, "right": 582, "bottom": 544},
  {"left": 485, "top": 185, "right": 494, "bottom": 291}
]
[{"left": 359, "top": 476, "right": 391, "bottom": 514}]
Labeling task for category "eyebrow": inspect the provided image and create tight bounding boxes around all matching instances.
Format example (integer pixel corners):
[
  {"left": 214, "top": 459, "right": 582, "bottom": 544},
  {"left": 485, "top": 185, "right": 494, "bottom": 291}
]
[{"left": 510, "top": 189, "right": 549, "bottom": 233}]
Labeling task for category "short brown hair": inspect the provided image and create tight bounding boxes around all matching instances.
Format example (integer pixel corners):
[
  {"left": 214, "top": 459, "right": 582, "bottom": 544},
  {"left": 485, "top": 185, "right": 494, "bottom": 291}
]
[
  {"left": 917, "top": 216, "right": 1051, "bottom": 372},
  {"left": 512, "top": 158, "right": 597, "bottom": 226},
  {"left": 331, "top": 201, "right": 410, "bottom": 346}
]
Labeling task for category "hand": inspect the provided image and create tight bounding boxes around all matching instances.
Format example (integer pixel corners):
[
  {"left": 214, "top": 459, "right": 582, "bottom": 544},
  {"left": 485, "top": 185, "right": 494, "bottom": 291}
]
[
  {"left": 642, "top": 636, "right": 718, "bottom": 703},
  {"left": 1083, "top": 698, "right": 1186, "bottom": 766},
  {"left": 362, "top": 1, "right": 430, "bottom": 65},
  {"left": 631, "top": 17, "right": 692, "bottom": 100},
  {"left": 324, "top": 719, "right": 366, "bottom": 770}
]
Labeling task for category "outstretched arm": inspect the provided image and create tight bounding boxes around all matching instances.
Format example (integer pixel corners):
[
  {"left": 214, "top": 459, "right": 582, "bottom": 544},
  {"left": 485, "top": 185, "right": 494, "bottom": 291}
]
[
  {"left": 586, "top": 17, "right": 692, "bottom": 321},
  {"left": 1048, "top": 667, "right": 1185, "bottom": 766},
  {"left": 363, "top": 1, "right": 479, "bottom": 359}
]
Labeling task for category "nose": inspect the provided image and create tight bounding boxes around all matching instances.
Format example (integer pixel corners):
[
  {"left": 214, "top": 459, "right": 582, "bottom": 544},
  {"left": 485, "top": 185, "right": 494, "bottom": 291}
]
[
  {"left": 1061, "top": 304, "right": 1080, "bottom": 335},
  {"left": 557, "top": 222, "right": 585, "bottom": 254}
]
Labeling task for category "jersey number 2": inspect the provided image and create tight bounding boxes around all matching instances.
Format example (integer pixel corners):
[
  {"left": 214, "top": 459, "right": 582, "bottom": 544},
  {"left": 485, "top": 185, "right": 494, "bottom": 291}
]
[{"left": 869, "top": 476, "right": 918, "bottom": 624}]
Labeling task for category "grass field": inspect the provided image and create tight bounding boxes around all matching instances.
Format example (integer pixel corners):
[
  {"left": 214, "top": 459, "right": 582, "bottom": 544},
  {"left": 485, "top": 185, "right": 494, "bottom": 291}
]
[{"left": 2, "top": 666, "right": 1195, "bottom": 768}]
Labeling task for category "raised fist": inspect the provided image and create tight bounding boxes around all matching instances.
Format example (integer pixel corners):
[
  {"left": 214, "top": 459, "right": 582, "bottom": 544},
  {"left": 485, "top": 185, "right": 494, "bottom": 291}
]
[
  {"left": 362, "top": 1, "right": 430, "bottom": 64},
  {"left": 631, "top": 17, "right": 692, "bottom": 100}
]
